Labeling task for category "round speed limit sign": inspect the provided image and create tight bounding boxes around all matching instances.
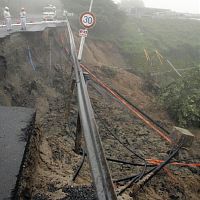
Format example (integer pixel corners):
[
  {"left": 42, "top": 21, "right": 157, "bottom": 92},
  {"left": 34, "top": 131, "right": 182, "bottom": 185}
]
[{"left": 80, "top": 12, "right": 96, "bottom": 29}]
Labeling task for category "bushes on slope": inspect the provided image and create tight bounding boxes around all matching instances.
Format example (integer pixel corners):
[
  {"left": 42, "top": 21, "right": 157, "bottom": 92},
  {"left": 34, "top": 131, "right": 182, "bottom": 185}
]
[{"left": 160, "top": 69, "right": 200, "bottom": 127}]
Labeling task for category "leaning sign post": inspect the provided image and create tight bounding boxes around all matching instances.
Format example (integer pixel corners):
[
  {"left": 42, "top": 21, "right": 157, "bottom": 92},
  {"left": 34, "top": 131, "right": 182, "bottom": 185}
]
[{"left": 78, "top": 11, "right": 96, "bottom": 61}]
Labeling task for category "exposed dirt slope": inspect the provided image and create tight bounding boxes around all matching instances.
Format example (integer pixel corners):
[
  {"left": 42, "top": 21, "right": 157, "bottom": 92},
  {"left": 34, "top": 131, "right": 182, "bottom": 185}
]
[
  {"left": 0, "top": 29, "right": 199, "bottom": 200},
  {"left": 82, "top": 39, "right": 126, "bottom": 67}
]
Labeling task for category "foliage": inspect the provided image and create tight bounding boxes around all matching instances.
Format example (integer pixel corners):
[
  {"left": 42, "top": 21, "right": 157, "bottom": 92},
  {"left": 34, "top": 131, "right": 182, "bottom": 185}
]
[{"left": 159, "top": 69, "right": 200, "bottom": 127}]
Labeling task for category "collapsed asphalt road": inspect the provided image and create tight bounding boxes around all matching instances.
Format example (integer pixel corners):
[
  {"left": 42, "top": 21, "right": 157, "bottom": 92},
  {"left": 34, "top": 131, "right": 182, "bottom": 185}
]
[{"left": 0, "top": 20, "right": 67, "bottom": 38}]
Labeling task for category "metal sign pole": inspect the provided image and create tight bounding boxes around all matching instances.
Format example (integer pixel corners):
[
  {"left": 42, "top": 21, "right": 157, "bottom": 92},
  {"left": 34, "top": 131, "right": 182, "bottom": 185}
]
[
  {"left": 77, "top": 36, "right": 85, "bottom": 61},
  {"left": 77, "top": 0, "right": 94, "bottom": 61},
  {"left": 89, "top": 0, "right": 94, "bottom": 12}
]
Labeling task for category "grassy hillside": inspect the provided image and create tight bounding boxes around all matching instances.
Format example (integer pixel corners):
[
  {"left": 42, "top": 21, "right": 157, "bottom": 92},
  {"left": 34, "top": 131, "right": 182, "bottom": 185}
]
[
  {"left": 61, "top": 0, "right": 200, "bottom": 126},
  {"left": 63, "top": 0, "right": 200, "bottom": 77},
  {"left": 115, "top": 17, "right": 200, "bottom": 76},
  {"left": 88, "top": 15, "right": 200, "bottom": 127},
  {"left": 114, "top": 17, "right": 200, "bottom": 127}
]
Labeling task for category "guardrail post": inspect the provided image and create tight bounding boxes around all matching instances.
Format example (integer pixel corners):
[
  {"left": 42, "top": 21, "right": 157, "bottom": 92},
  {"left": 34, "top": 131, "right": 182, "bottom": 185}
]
[
  {"left": 74, "top": 73, "right": 90, "bottom": 154},
  {"left": 83, "top": 71, "right": 90, "bottom": 83},
  {"left": 75, "top": 113, "right": 82, "bottom": 154},
  {"left": 67, "top": 78, "right": 76, "bottom": 114}
]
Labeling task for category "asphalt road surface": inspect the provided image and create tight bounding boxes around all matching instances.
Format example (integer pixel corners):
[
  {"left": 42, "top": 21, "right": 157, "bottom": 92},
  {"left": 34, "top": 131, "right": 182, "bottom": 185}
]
[
  {"left": 0, "top": 20, "right": 67, "bottom": 38},
  {"left": 0, "top": 106, "right": 35, "bottom": 199}
]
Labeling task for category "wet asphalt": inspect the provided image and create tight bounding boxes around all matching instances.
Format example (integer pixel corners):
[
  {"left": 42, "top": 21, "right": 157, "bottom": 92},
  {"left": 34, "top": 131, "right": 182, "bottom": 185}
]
[{"left": 0, "top": 106, "right": 34, "bottom": 199}]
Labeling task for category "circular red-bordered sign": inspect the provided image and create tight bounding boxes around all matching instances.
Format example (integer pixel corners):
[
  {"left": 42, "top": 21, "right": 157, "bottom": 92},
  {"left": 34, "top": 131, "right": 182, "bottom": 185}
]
[{"left": 80, "top": 12, "right": 96, "bottom": 29}]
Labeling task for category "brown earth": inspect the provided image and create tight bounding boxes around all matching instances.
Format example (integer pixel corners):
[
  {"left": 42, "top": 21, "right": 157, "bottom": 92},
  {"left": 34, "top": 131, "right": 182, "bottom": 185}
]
[{"left": 0, "top": 28, "right": 199, "bottom": 200}]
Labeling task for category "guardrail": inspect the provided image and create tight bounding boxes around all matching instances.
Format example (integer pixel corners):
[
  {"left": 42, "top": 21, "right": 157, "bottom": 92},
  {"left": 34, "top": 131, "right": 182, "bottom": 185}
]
[
  {"left": 65, "top": 19, "right": 117, "bottom": 200},
  {"left": 0, "top": 20, "right": 68, "bottom": 28}
]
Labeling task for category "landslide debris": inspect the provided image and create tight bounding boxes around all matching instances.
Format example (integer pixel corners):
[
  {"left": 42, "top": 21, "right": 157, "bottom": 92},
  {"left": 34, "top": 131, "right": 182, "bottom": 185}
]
[{"left": 0, "top": 28, "right": 199, "bottom": 200}]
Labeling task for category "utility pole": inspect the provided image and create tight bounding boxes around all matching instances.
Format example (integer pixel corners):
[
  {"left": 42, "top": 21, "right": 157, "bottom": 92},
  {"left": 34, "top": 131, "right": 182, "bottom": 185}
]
[{"left": 77, "top": 0, "right": 94, "bottom": 61}]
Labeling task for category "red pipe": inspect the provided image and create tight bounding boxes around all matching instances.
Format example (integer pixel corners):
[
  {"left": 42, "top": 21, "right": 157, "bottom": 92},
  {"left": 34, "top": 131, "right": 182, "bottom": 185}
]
[
  {"left": 80, "top": 64, "right": 200, "bottom": 168},
  {"left": 81, "top": 64, "right": 172, "bottom": 143}
]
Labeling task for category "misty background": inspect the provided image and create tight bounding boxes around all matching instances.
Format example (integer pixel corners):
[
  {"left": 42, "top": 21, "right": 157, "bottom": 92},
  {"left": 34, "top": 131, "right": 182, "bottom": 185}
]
[
  {"left": 0, "top": 0, "right": 62, "bottom": 16},
  {"left": 0, "top": 0, "right": 199, "bottom": 16},
  {"left": 115, "top": 0, "right": 200, "bottom": 14}
]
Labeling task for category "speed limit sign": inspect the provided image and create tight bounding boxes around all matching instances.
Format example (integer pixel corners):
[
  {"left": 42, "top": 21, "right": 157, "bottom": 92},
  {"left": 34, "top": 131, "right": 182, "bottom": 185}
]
[{"left": 80, "top": 12, "right": 96, "bottom": 29}]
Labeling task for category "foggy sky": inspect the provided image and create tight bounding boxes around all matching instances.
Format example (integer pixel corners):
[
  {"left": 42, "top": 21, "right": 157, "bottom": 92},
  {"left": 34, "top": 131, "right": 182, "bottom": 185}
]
[
  {"left": 144, "top": 0, "right": 200, "bottom": 14},
  {"left": 114, "top": 0, "right": 200, "bottom": 14}
]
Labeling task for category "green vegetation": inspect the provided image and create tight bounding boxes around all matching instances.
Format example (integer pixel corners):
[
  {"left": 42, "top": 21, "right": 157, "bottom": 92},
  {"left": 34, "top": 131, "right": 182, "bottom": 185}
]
[
  {"left": 117, "top": 17, "right": 200, "bottom": 75},
  {"left": 160, "top": 69, "right": 200, "bottom": 127},
  {"left": 117, "top": 17, "right": 200, "bottom": 127},
  {"left": 61, "top": 1, "right": 200, "bottom": 127},
  {"left": 62, "top": 1, "right": 200, "bottom": 76}
]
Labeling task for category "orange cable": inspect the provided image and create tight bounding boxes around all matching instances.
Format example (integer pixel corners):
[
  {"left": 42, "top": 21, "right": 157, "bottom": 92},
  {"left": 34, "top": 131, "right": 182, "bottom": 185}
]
[
  {"left": 81, "top": 64, "right": 172, "bottom": 143},
  {"left": 59, "top": 37, "right": 200, "bottom": 168},
  {"left": 80, "top": 64, "right": 200, "bottom": 168},
  {"left": 147, "top": 159, "right": 200, "bottom": 167}
]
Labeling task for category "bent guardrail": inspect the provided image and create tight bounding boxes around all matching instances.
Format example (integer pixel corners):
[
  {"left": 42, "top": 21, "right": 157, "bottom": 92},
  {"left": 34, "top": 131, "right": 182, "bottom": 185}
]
[{"left": 65, "top": 18, "right": 117, "bottom": 200}]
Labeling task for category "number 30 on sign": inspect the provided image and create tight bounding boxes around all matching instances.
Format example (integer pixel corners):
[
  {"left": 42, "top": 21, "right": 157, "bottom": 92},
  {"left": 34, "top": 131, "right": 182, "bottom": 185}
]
[{"left": 80, "top": 12, "right": 96, "bottom": 29}]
